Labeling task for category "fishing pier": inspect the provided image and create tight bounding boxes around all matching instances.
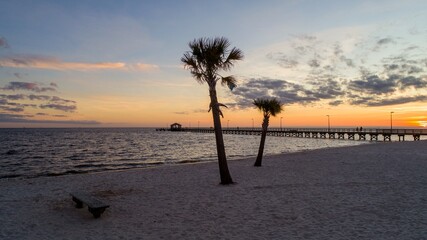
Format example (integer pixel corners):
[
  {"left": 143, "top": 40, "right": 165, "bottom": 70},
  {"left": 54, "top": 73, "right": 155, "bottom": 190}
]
[{"left": 157, "top": 127, "right": 427, "bottom": 141}]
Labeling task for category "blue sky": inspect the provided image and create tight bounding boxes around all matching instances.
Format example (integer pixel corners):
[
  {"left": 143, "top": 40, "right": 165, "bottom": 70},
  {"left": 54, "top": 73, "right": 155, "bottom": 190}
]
[{"left": 1, "top": 0, "right": 427, "bottom": 127}]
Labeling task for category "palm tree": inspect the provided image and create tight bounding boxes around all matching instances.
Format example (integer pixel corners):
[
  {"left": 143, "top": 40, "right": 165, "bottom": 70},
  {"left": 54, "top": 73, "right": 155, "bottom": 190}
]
[
  {"left": 181, "top": 37, "right": 243, "bottom": 184},
  {"left": 253, "top": 98, "right": 284, "bottom": 167}
]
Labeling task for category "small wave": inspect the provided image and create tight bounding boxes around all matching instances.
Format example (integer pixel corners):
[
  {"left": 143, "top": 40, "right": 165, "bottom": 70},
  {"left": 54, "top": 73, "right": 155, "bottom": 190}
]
[
  {"left": 74, "top": 163, "right": 111, "bottom": 169},
  {"left": 43, "top": 170, "right": 91, "bottom": 177},
  {"left": 91, "top": 151, "right": 106, "bottom": 155},
  {"left": 5, "top": 150, "right": 19, "bottom": 155},
  {"left": 8, "top": 162, "right": 24, "bottom": 167},
  {"left": 177, "top": 159, "right": 202, "bottom": 164},
  {"left": 66, "top": 155, "right": 85, "bottom": 161},
  {"left": 63, "top": 170, "right": 91, "bottom": 175},
  {"left": 0, "top": 174, "right": 22, "bottom": 179},
  {"left": 142, "top": 161, "right": 164, "bottom": 166}
]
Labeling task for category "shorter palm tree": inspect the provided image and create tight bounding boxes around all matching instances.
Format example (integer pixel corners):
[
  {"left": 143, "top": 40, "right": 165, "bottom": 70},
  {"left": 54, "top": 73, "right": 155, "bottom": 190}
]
[{"left": 253, "top": 98, "right": 284, "bottom": 167}]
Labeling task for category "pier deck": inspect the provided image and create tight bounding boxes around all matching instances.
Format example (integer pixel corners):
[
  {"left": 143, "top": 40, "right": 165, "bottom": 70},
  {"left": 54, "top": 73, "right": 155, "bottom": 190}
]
[{"left": 156, "top": 127, "right": 427, "bottom": 141}]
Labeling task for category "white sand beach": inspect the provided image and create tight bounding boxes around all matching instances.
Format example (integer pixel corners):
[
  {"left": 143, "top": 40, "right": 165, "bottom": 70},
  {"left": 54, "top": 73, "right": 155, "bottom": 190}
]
[{"left": 1, "top": 141, "right": 426, "bottom": 239}]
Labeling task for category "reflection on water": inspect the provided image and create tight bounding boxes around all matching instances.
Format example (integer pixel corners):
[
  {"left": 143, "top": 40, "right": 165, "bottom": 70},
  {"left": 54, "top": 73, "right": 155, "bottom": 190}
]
[{"left": 0, "top": 128, "right": 368, "bottom": 179}]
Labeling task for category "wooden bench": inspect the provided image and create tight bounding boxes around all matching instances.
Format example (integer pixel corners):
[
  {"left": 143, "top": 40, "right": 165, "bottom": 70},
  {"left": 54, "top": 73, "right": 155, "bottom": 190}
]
[{"left": 71, "top": 192, "right": 110, "bottom": 218}]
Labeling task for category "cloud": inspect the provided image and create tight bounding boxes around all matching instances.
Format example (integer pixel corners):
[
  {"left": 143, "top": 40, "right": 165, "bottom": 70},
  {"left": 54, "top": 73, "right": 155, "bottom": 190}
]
[
  {"left": 276, "top": 55, "right": 299, "bottom": 68},
  {"left": 0, "top": 113, "right": 32, "bottom": 120},
  {"left": 28, "top": 94, "right": 51, "bottom": 101},
  {"left": 1, "top": 82, "right": 56, "bottom": 92},
  {"left": 348, "top": 74, "right": 427, "bottom": 95},
  {"left": 308, "top": 59, "right": 321, "bottom": 68},
  {"left": 373, "top": 37, "right": 395, "bottom": 51},
  {"left": 129, "top": 63, "right": 160, "bottom": 71},
  {"left": 348, "top": 75, "right": 396, "bottom": 94},
  {"left": 193, "top": 109, "right": 208, "bottom": 113},
  {"left": 339, "top": 56, "right": 355, "bottom": 68},
  {"left": 36, "top": 113, "right": 67, "bottom": 118},
  {"left": 349, "top": 95, "right": 427, "bottom": 107},
  {"left": 0, "top": 113, "right": 100, "bottom": 125},
  {"left": 232, "top": 69, "right": 427, "bottom": 109},
  {"left": 0, "top": 105, "right": 25, "bottom": 112},
  {"left": 50, "top": 96, "right": 76, "bottom": 104},
  {"left": 377, "top": 37, "right": 394, "bottom": 45},
  {"left": 381, "top": 56, "right": 427, "bottom": 75},
  {"left": 0, "top": 55, "right": 126, "bottom": 71},
  {"left": 237, "top": 23, "right": 427, "bottom": 109},
  {"left": 0, "top": 94, "right": 25, "bottom": 100},
  {"left": 234, "top": 30, "right": 427, "bottom": 108},
  {"left": 0, "top": 103, "right": 37, "bottom": 112},
  {"left": 405, "top": 45, "right": 419, "bottom": 51},
  {"left": 0, "top": 82, "right": 78, "bottom": 114},
  {"left": 329, "top": 100, "right": 343, "bottom": 106},
  {"left": 6, "top": 102, "right": 37, "bottom": 108},
  {"left": 398, "top": 75, "right": 427, "bottom": 89},
  {"left": 232, "top": 78, "right": 344, "bottom": 108},
  {"left": 0, "top": 55, "right": 159, "bottom": 71},
  {"left": 0, "top": 93, "right": 76, "bottom": 104},
  {"left": 291, "top": 34, "right": 319, "bottom": 53},
  {"left": 266, "top": 34, "right": 362, "bottom": 75},
  {"left": 0, "top": 96, "right": 38, "bottom": 112},
  {"left": 39, "top": 104, "right": 76, "bottom": 112},
  {"left": 309, "top": 77, "right": 345, "bottom": 99},
  {"left": 173, "top": 111, "right": 189, "bottom": 115}
]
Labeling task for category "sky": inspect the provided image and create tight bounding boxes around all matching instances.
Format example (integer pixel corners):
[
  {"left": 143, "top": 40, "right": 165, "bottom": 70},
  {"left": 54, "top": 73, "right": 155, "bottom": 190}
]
[{"left": 1, "top": 0, "right": 427, "bottom": 128}]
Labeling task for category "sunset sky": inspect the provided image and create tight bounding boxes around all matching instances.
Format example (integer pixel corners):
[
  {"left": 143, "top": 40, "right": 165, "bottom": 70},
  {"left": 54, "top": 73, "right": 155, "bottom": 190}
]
[{"left": 1, "top": 0, "right": 427, "bottom": 128}]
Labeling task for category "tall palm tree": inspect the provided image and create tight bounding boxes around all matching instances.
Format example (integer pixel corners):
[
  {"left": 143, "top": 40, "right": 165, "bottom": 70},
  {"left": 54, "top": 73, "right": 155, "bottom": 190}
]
[
  {"left": 181, "top": 37, "right": 243, "bottom": 184},
  {"left": 253, "top": 98, "right": 284, "bottom": 167}
]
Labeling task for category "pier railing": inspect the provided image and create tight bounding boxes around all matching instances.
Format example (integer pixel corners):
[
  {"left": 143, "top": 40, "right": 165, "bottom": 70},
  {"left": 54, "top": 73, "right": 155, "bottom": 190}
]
[{"left": 157, "top": 127, "right": 427, "bottom": 141}]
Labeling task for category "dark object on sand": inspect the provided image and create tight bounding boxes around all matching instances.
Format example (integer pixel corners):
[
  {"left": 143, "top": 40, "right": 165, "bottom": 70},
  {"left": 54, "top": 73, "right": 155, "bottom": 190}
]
[{"left": 71, "top": 192, "right": 109, "bottom": 218}]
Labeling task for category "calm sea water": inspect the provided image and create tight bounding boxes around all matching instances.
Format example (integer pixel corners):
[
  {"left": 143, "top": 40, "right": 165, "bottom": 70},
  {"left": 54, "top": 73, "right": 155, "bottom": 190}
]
[{"left": 0, "top": 128, "right": 368, "bottom": 179}]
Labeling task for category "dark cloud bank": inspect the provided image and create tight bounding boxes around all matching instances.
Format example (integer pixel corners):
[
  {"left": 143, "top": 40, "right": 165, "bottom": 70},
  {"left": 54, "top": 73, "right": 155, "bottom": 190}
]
[
  {"left": 0, "top": 81, "right": 99, "bottom": 125},
  {"left": 232, "top": 34, "right": 427, "bottom": 109},
  {"left": 1, "top": 81, "right": 58, "bottom": 92},
  {"left": 0, "top": 36, "right": 96, "bottom": 125},
  {"left": 0, "top": 113, "right": 99, "bottom": 125},
  {"left": 233, "top": 71, "right": 427, "bottom": 109}
]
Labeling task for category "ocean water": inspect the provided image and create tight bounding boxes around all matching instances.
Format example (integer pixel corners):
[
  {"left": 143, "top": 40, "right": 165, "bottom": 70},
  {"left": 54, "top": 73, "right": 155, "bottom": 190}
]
[{"left": 0, "top": 128, "right": 368, "bottom": 179}]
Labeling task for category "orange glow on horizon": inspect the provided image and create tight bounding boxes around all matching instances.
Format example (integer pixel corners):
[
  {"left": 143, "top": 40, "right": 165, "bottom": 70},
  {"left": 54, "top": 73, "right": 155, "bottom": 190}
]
[{"left": 151, "top": 106, "right": 427, "bottom": 129}]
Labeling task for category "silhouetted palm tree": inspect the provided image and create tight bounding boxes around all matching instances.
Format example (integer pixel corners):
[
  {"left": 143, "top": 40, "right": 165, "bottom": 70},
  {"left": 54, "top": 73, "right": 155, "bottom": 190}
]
[
  {"left": 253, "top": 98, "right": 284, "bottom": 167},
  {"left": 181, "top": 37, "right": 243, "bottom": 184}
]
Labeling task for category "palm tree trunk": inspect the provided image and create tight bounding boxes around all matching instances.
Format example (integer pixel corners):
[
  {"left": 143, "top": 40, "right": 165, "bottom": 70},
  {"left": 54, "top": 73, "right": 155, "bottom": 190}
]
[
  {"left": 209, "top": 87, "right": 233, "bottom": 184},
  {"left": 254, "top": 116, "right": 269, "bottom": 167}
]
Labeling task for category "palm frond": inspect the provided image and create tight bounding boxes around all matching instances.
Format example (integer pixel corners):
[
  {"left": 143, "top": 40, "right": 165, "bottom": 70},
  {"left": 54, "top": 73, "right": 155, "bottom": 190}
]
[
  {"left": 253, "top": 98, "right": 284, "bottom": 117},
  {"left": 218, "top": 109, "right": 224, "bottom": 118},
  {"left": 221, "top": 76, "right": 237, "bottom": 91},
  {"left": 217, "top": 102, "right": 228, "bottom": 108},
  {"left": 182, "top": 37, "right": 243, "bottom": 88},
  {"left": 222, "top": 47, "right": 244, "bottom": 71},
  {"left": 213, "top": 37, "right": 229, "bottom": 56}
]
